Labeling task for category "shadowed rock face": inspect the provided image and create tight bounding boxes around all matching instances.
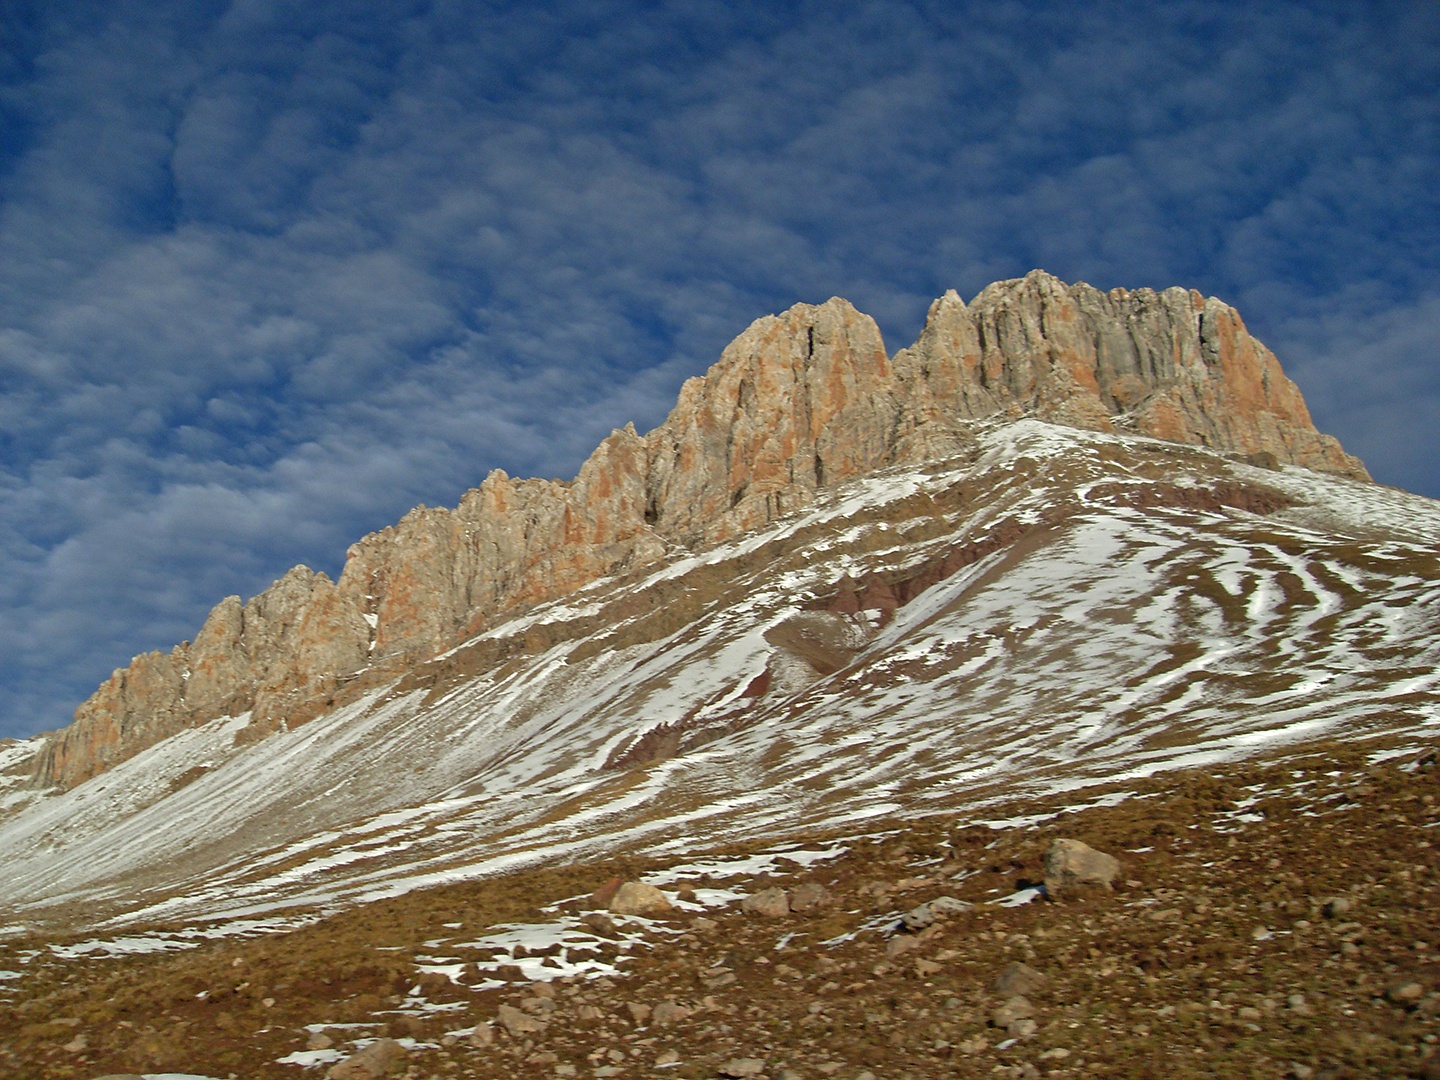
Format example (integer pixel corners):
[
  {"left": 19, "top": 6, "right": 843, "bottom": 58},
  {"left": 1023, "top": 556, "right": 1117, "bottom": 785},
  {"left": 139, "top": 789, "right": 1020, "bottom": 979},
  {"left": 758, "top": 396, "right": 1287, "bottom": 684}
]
[{"left": 29, "top": 271, "right": 1370, "bottom": 789}]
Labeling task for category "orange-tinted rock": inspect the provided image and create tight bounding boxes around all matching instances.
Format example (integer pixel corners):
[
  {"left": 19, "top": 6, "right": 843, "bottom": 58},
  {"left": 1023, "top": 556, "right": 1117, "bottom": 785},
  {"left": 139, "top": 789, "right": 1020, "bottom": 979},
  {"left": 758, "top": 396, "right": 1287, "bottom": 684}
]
[
  {"left": 893, "top": 271, "right": 1368, "bottom": 480},
  {"left": 31, "top": 644, "right": 190, "bottom": 787},
  {"left": 32, "top": 273, "right": 1368, "bottom": 788}
]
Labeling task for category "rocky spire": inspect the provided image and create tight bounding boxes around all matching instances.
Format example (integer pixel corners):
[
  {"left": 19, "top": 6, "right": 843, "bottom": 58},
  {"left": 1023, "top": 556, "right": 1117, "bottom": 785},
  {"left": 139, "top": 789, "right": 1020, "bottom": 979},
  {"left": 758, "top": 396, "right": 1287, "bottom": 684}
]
[{"left": 28, "top": 272, "right": 1368, "bottom": 788}]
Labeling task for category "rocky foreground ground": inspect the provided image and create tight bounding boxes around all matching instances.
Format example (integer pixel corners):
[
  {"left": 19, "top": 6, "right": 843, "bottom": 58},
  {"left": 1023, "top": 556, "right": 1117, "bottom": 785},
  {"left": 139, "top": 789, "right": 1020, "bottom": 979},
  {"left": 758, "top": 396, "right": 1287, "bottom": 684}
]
[{"left": 3, "top": 732, "right": 1440, "bottom": 1080}]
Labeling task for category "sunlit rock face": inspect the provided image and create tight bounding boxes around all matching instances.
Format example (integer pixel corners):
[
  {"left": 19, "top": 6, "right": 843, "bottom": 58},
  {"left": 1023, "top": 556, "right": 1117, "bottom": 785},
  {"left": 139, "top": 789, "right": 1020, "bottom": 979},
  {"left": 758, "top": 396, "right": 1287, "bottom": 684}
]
[
  {"left": 894, "top": 271, "right": 1366, "bottom": 480},
  {"left": 29, "top": 271, "right": 1370, "bottom": 790}
]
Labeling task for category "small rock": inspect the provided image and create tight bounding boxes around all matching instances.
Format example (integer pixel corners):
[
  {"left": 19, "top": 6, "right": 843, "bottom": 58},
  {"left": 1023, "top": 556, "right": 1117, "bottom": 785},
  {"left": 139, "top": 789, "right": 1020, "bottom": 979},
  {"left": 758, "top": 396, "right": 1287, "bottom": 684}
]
[
  {"left": 307, "top": 1031, "right": 336, "bottom": 1050},
  {"left": 1322, "top": 896, "right": 1354, "bottom": 918},
  {"left": 1388, "top": 978, "right": 1426, "bottom": 1005},
  {"left": 1038, "top": 1047, "right": 1071, "bottom": 1061},
  {"left": 995, "top": 962, "right": 1049, "bottom": 997},
  {"left": 885, "top": 935, "right": 920, "bottom": 959},
  {"left": 62, "top": 1034, "right": 87, "bottom": 1053},
  {"left": 742, "top": 887, "right": 791, "bottom": 917},
  {"left": 627, "top": 1002, "right": 651, "bottom": 1023},
  {"left": 468, "top": 1023, "right": 494, "bottom": 1047},
  {"left": 720, "top": 1058, "right": 767, "bottom": 1077},
  {"left": 1043, "top": 838, "right": 1120, "bottom": 896},
  {"left": 582, "top": 912, "right": 621, "bottom": 937},
  {"left": 930, "top": 895, "right": 973, "bottom": 915},
  {"left": 992, "top": 996, "right": 1034, "bottom": 1029},
  {"left": 901, "top": 903, "right": 936, "bottom": 931},
  {"left": 1008, "top": 1017, "right": 1038, "bottom": 1038},
  {"left": 915, "top": 958, "right": 942, "bottom": 977},
  {"left": 555, "top": 1065, "right": 577, "bottom": 1077},
  {"left": 609, "top": 881, "right": 673, "bottom": 916},
  {"left": 497, "top": 1003, "right": 545, "bottom": 1035},
  {"left": 529, "top": 981, "right": 557, "bottom": 999},
  {"left": 327, "top": 1038, "right": 408, "bottom": 1080},
  {"left": 1237, "top": 1006, "right": 1263, "bottom": 1021},
  {"left": 691, "top": 916, "right": 718, "bottom": 931},
  {"left": 655, "top": 1049, "right": 681, "bottom": 1066},
  {"left": 652, "top": 1000, "right": 692, "bottom": 1024},
  {"left": 789, "top": 882, "right": 834, "bottom": 912},
  {"left": 576, "top": 1005, "right": 605, "bottom": 1021}
]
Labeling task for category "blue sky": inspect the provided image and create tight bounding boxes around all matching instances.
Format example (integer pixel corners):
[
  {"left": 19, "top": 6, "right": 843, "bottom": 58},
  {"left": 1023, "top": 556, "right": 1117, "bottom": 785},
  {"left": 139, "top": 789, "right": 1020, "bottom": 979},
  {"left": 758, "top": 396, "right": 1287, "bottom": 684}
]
[{"left": 1, "top": 0, "right": 1437, "bottom": 741}]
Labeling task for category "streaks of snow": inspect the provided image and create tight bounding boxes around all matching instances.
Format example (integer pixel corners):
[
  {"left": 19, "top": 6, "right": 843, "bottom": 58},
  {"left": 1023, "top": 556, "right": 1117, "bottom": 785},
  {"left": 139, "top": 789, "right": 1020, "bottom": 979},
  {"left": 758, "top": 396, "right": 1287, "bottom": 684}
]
[{"left": 2, "top": 420, "right": 1438, "bottom": 928}]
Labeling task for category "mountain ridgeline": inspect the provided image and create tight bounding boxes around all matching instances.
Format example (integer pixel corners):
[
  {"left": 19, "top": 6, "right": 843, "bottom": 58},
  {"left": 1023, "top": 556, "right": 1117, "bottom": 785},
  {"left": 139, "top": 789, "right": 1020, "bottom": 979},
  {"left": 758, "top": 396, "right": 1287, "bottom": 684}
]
[{"left": 30, "top": 271, "right": 1369, "bottom": 790}]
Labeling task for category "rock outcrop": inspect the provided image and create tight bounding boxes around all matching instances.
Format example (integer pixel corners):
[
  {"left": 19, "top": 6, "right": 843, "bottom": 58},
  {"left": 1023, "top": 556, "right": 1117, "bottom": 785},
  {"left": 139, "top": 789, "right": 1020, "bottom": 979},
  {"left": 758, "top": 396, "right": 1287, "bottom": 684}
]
[
  {"left": 892, "top": 272, "right": 1365, "bottom": 477},
  {"left": 29, "top": 271, "right": 1369, "bottom": 789}
]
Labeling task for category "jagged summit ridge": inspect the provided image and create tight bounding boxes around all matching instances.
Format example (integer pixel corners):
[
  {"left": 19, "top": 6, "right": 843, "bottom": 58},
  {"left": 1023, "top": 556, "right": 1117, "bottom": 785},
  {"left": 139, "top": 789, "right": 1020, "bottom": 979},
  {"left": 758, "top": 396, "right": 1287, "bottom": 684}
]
[{"left": 30, "top": 271, "right": 1369, "bottom": 789}]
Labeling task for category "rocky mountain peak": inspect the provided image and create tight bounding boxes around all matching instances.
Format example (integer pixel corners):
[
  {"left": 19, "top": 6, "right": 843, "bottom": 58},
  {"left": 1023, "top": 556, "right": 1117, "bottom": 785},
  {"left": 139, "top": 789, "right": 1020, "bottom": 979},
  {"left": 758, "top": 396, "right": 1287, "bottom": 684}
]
[
  {"left": 893, "top": 269, "right": 1363, "bottom": 477},
  {"left": 28, "top": 272, "right": 1369, "bottom": 789}
]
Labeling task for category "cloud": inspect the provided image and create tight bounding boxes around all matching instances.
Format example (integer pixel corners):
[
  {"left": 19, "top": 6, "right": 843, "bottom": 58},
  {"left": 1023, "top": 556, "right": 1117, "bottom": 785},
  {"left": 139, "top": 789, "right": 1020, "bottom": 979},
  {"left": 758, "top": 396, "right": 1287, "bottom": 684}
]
[{"left": 0, "top": 0, "right": 1437, "bottom": 739}]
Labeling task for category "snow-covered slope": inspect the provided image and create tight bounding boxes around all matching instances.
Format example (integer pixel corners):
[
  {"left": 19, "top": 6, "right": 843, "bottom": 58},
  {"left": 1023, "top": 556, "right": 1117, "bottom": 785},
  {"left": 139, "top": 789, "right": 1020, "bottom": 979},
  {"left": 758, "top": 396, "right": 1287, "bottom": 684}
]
[{"left": 2, "top": 420, "right": 1437, "bottom": 933}]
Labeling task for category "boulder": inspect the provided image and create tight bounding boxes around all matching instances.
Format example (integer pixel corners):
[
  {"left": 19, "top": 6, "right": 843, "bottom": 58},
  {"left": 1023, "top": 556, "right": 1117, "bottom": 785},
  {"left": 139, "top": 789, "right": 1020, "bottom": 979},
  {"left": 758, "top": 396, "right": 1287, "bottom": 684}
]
[
  {"left": 742, "top": 887, "right": 791, "bottom": 917},
  {"left": 1043, "top": 838, "right": 1120, "bottom": 896},
  {"left": 788, "top": 882, "right": 834, "bottom": 912},
  {"left": 326, "top": 1038, "right": 408, "bottom": 1080},
  {"left": 1387, "top": 978, "right": 1426, "bottom": 1005},
  {"left": 901, "top": 895, "right": 972, "bottom": 930},
  {"left": 608, "top": 881, "right": 672, "bottom": 916},
  {"left": 885, "top": 935, "right": 921, "bottom": 959},
  {"left": 581, "top": 911, "right": 621, "bottom": 937},
  {"left": 1322, "top": 896, "right": 1354, "bottom": 918},
  {"left": 652, "top": 1000, "right": 693, "bottom": 1024},
  {"left": 995, "top": 961, "right": 1049, "bottom": 997},
  {"left": 720, "top": 1059, "right": 767, "bottom": 1078},
  {"left": 992, "top": 995, "right": 1034, "bottom": 1029},
  {"left": 496, "top": 1003, "right": 545, "bottom": 1036}
]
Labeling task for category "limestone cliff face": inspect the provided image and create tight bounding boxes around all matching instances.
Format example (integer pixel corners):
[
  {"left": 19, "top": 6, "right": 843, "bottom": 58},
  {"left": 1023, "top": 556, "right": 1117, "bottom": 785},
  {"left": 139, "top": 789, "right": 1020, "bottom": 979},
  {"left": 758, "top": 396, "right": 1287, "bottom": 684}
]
[
  {"left": 893, "top": 272, "right": 1366, "bottom": 477},
  {"left": 30, "top": 272, "right": 1369, "bottom": 788}
]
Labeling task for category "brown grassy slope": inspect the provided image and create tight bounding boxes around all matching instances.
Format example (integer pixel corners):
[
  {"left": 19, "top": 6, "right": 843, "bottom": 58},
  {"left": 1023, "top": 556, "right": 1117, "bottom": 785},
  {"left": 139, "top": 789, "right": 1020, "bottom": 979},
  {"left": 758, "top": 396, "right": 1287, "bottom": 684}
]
[{"left": 2, "top": 733, "right": 1438, "bottom": 1080}]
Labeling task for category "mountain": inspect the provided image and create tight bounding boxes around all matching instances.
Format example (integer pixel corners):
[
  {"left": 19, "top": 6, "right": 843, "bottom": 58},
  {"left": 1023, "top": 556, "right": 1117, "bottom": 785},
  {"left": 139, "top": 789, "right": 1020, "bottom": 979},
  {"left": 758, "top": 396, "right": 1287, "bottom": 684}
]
[
  {"left": 17, "top": 270, "right": 1369, "bottom": 792},
  {"left": 2, "top": 271, "right": 1435, "bottom": 937}
]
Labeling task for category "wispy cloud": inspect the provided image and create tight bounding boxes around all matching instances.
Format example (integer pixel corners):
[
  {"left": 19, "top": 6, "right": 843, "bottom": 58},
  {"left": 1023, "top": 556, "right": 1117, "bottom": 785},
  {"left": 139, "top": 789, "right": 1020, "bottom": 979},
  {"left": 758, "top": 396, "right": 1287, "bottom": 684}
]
[{"left": 1, "top": 0, "right": 1437, "bottom": 738}]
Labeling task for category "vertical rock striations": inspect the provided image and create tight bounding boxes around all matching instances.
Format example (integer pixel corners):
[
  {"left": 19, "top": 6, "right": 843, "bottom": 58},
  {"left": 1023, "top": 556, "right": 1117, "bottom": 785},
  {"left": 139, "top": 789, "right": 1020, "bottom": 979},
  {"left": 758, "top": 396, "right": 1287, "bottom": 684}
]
[
  {"left": 892, "top": 272, "right": 1364, "bottom": 477},
  {"left": 30, "top": 272, "right": 1369, "bottom": 788}
]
